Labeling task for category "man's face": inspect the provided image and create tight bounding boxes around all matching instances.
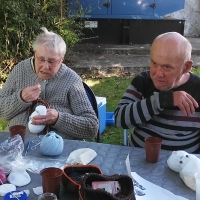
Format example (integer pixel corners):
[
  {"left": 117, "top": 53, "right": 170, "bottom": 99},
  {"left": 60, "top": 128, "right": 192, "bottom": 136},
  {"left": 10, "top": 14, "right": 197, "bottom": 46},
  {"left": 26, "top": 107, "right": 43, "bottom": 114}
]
[
  {"left": 150, "top": 40, "right": 185, "bottom": 91},
  {"left": 34, "top": 45, "right": 63, "bottom": 80}
]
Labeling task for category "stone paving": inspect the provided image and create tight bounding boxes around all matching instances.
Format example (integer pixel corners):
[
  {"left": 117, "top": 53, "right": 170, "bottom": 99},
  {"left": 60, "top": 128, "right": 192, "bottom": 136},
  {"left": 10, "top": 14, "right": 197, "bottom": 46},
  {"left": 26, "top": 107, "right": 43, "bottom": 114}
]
[{"left": 68, "top": 37, "right": 200, "bottom": 76}]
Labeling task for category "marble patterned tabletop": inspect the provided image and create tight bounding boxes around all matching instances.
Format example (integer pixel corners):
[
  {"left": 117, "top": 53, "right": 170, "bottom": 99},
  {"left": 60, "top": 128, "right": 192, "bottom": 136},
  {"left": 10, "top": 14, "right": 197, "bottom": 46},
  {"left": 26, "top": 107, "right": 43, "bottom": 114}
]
[{"left": 0, "top": 132, "right": 196, "bottom": 200}]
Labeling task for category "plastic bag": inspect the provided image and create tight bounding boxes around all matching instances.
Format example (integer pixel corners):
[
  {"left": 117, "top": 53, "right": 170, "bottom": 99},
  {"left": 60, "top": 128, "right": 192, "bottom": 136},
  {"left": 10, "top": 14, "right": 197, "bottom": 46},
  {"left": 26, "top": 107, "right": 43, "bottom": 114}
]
[
  {"left": 0, "top": 135, "right": 67, "bottom": 174},
  {"left": 23, "top": 156, "right": 67, "bottom": 173},
  {"left": 0, "top": 134, "right": 24, "bottom": 175}
]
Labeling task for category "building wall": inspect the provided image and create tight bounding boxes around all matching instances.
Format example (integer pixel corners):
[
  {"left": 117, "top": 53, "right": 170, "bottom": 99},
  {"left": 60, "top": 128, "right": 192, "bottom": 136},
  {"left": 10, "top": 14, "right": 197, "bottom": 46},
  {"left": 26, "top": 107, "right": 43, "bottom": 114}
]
[{"left": 164, "top": 0, "right": 200, "bottom": 37}]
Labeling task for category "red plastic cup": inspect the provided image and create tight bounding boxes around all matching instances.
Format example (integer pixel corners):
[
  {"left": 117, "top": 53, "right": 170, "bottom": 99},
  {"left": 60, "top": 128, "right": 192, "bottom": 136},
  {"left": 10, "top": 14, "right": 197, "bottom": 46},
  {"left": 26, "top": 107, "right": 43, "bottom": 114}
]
[
  {"left": 145, "top": 137, "right": 162, "bottom": 163},
  {"left": 9, "top": 125, "right": 26, "bottom": 143},
  {"left": 40, "top": 167, "right": 63, "bottom": 198}
]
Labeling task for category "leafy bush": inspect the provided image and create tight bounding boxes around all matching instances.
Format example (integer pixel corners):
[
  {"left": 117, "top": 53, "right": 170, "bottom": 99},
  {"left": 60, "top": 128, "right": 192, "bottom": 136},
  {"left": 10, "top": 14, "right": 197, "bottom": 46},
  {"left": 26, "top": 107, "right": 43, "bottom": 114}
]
[
  {"left": 0, "top": 0, "right": 86, "bottom": 87},
  {"left": 191, "top": 66, "right": 200, "bottom": 76}
]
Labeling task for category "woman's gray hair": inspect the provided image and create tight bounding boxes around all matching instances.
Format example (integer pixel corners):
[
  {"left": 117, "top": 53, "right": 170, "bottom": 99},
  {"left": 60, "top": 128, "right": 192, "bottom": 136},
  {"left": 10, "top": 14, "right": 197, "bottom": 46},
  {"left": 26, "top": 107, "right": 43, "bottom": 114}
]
[{"left": 32, "top": 27, "right": 66, "bottom": 57}]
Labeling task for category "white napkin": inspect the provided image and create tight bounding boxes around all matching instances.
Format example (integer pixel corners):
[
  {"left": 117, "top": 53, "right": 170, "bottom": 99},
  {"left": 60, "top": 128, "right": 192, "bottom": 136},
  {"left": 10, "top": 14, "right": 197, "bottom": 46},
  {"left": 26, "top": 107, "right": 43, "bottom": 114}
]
[
  {"left": 131, "top": 172, "right": 189, "bottom": 200},
  {"left": 66, "top": 148, "right": 97, "bottom": 165},
  {"left": 7, "top": 167, "right": 31, "bottom": 187}
]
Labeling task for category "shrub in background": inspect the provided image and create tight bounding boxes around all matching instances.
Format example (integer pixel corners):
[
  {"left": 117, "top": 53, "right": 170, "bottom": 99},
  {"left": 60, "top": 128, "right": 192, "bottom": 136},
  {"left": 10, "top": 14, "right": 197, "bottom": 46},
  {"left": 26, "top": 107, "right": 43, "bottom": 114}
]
[{"left": 0, "top": 0, "right": 86, "bottom": 87}]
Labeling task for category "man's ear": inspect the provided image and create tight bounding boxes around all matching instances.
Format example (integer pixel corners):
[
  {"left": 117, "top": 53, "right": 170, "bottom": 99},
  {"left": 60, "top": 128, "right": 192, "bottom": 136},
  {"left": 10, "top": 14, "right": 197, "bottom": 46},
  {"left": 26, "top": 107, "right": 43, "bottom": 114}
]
[{"left": 183, "top": 60, "right": 193, "bottom": 73}]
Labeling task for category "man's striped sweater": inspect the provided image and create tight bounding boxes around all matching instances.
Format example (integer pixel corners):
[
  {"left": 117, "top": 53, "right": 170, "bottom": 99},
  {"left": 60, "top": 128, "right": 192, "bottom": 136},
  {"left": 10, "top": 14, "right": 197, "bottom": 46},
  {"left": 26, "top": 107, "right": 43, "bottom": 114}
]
[{"left": 114, "top": 71, "right": 200, "bottom": 153}]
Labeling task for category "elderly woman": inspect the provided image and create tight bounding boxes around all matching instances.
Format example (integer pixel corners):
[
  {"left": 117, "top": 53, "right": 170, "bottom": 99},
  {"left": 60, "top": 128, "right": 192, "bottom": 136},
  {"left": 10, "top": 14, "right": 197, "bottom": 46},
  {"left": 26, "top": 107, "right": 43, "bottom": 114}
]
[{"left": 0, "top": 27, "right": 99, "bottom": 139}]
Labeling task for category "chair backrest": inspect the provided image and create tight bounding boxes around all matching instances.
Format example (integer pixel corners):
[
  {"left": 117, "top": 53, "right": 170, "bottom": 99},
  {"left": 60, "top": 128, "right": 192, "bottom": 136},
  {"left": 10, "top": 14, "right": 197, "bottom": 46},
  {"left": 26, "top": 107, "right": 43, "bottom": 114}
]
[{"left": 83, "top": 81, "right": 100, "bottom": 143}]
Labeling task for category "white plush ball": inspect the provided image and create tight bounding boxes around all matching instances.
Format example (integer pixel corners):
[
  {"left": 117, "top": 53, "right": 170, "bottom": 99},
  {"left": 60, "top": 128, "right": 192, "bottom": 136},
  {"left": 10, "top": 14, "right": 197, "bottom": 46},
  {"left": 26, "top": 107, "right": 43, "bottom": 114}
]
[{"left": 28, "top": 105, "right": 47, "bottom": 134}]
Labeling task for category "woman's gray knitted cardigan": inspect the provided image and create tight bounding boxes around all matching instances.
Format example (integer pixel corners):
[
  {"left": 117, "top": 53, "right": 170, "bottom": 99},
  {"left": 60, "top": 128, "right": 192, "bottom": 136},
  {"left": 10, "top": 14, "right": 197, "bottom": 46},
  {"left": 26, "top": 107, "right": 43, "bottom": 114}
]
[{"left": 0, "top": 58, "right": 99, "bottom": 139}]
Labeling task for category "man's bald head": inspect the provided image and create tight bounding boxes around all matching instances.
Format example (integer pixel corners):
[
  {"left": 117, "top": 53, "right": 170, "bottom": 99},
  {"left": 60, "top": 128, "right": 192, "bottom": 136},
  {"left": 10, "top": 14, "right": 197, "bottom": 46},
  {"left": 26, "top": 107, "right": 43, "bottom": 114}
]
[
  {"left": 150, "top": 32, "right": 194, "bottom": 91},
  {"left": 152, "top": 32, "right": 192, "bottom": 63}
]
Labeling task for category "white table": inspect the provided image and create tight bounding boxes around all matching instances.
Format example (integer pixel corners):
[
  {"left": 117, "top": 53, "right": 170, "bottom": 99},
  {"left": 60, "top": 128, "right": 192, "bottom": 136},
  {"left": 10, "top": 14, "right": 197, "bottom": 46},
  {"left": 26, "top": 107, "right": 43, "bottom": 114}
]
[{"left": 0, "top": 132, "right": 196, "bottom": 200}]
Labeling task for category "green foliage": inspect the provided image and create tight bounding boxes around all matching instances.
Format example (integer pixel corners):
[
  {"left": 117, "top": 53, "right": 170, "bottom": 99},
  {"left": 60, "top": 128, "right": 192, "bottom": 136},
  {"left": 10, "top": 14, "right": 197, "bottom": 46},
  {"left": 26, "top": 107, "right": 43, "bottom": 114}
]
[
  {"left": 84, "top": 76, "right": 133, "bottom": 145},
  {"left": 0, "top": 120, "right": 8, "bottom": 131},
  {"left": 83, "top": 76, "right": 133, "bottom": 111},
  {"left": 0, "top": 0, "right": 86, "bottom": 87},
  {"left": 191, "top": 66, "right": 200, "bottom": 76},
  {"left": 0, "top": 76, "right": 133, "bottom": 146},
  {"left": 2, "top": 70, "right": 200, "bottom": 145}
]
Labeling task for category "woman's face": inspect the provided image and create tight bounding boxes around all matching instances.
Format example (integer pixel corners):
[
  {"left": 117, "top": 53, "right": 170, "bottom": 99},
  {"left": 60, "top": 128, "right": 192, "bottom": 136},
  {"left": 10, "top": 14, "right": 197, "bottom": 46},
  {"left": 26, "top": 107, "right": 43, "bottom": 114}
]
[{"left": 34, "top": 45, "right": 63, "bottom": 80}]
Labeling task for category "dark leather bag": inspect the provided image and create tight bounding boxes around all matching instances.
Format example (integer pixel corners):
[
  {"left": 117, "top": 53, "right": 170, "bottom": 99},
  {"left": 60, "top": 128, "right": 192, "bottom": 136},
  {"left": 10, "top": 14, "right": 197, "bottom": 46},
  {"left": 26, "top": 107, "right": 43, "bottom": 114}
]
[
  {"left": 79, "top": 173, "right": 135, "bottom": 200},
  {"left": 62, "top": 164, "right": 102, "bottom": 194}
]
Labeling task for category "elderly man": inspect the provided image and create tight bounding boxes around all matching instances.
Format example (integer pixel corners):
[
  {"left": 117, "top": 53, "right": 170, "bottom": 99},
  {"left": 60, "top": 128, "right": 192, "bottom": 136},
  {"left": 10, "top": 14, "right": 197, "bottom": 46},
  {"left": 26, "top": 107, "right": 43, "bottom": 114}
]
[{"left": 114, "top": 32, "right": 200, "bottom": 153}]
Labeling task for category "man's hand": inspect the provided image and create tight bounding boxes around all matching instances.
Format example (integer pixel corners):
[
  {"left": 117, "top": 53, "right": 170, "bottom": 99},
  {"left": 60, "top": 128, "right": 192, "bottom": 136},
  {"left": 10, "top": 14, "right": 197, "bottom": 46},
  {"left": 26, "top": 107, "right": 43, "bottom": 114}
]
[
  {"left": 32, "top": 109, "right": 59, "bottom": 125},
  {"left": 173, "top": 91, "right": 199, "bottom": 116},
  {"left": 21, "top": 83, "right": 41, "bottom": 102}
]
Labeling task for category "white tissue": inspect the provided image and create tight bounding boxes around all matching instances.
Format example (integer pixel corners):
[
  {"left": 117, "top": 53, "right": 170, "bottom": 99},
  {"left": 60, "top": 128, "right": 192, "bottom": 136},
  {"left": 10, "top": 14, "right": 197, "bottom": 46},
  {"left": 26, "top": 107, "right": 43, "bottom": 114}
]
[
  {"left": 33, "top": 186, "right": 43, "bottom": 195},
  {"left": 0, "top": 184, "right": 16, "bottom": 196},
  {"left": 28, "top": 105, "right": 47, "bottom": 134},
  {"left": 66, "top": 148, "right": 97, "bottom": 165},
  {"left": 23, "top": 189, "right": 30, "bottom": 196},
  {"left": 7, "top": 167, "right": 31, "bottom": 187},
  {"left": 131, "top": 172, "right": 188, "bottom": 200}
]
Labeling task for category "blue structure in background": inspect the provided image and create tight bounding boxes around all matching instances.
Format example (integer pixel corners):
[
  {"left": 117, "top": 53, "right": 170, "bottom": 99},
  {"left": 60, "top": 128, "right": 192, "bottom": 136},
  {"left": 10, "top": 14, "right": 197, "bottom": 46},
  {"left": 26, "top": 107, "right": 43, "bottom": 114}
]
[
  {"left": 68, "top": 0, "right": 185, "bottom": 19},
  {"left": 68, "top": 0, "right": 186, "bottom": 44}
]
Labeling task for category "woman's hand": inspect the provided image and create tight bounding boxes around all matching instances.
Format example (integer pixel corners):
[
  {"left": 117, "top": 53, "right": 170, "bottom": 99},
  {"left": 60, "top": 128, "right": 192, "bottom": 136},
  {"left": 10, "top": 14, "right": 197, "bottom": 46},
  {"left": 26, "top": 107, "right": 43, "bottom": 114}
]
[
  {"left": 21, "top": 83, "right": 41, "bottom": 102},
  {"left": 31, "top": 108, "right": 59, "bottom": 125}
]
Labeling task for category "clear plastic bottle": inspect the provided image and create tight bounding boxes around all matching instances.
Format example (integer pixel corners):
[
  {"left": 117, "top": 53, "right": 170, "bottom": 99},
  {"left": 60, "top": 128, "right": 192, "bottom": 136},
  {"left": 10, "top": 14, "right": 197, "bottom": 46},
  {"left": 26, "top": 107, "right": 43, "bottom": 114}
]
[{"left": 38, "top": 193, "right": 57, "bottom": 200}]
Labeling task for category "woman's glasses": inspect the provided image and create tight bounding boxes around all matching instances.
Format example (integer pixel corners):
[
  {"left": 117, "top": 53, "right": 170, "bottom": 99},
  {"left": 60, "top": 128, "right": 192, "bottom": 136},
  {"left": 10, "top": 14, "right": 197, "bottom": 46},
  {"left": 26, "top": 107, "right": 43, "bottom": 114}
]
[{"left": 35, "top": 53, "right": 62, "bottom": 67}]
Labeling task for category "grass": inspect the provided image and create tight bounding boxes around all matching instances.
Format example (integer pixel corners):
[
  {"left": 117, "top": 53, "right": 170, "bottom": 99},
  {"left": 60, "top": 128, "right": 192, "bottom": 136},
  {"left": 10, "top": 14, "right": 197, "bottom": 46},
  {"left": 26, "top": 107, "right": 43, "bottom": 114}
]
[
  {"left": 85, "top": 65, "right": 200, "bottom": 145},
  {"left": 191, "top": 66, "right": 200, "bottom": 76},
  {"left": 84, "top": 76, "right": 133, "bottom": 145},
  {"left": 1, "top": 66, "right": 200, "bottom": 145},
  {"left": 0, "top": 76, "right": 133, "bottom": 145},
  {"left": 0, "top": 120, "right": 8, "bottom": 131}
]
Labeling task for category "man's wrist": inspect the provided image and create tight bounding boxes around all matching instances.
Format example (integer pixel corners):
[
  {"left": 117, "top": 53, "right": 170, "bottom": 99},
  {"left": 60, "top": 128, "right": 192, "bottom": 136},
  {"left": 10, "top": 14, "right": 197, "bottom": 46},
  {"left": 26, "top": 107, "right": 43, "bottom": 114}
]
[{"left": 159, "top": 90, "right": 174, "bottom": 108}]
